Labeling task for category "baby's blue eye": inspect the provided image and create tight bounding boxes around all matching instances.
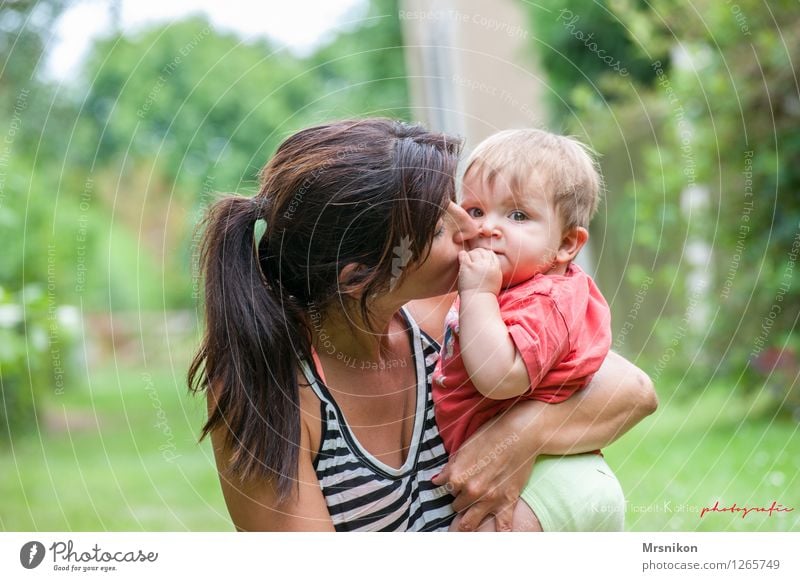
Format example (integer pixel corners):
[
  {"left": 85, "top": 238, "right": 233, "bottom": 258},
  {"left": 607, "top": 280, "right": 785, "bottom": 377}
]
[
  {"left": 466, "top": 207, "right": 484, "bottom": 218},
  {"left": 509, "top": 211, "right": 527, "bottom": 221}
]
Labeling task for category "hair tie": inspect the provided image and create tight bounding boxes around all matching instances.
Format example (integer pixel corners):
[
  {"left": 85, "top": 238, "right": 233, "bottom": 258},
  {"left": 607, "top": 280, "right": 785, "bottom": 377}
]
[{"left": 252, "top": 196, "right": 267, "bottom": 218}]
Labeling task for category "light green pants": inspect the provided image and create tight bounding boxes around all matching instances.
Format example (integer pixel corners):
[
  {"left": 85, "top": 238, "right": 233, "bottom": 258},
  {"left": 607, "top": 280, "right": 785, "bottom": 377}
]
[{"left": 520, "top": 453, "right": 625, "bottom": 531}]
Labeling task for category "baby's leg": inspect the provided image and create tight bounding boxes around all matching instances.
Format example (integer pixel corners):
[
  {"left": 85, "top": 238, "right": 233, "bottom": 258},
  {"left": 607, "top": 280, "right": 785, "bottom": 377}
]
[
  {"left": 448, "top": 512, "right": 495, "bottom": 532},
  {"left": 520, "top": 454, "right": 626, "bottom": 531},
  {"left": 511, "top": 498, "right": 543, "bottom": 531},
  {"left": 449, "top": 454, "right": 625, "bottom": 532},
  {"left": 448, "top": 500, "right": 543, "bottom": 532}
]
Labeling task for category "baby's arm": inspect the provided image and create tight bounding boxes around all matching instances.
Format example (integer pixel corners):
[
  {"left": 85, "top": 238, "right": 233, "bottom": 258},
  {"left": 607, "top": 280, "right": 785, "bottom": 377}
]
[{"left": 457, "top": 249, "right": 532, "bottom": 400}]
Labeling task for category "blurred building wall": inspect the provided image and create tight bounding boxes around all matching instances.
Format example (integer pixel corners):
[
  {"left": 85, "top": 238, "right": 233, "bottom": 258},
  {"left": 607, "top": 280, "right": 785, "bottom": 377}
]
[{"left": 400, "top": 0, "right": 547, "bottom": 152}]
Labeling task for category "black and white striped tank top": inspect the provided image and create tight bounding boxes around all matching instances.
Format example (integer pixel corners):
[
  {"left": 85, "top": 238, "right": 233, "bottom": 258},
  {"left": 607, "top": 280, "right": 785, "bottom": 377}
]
[{"left": 300, "top": 308, "right": 456, "bottom": 532}]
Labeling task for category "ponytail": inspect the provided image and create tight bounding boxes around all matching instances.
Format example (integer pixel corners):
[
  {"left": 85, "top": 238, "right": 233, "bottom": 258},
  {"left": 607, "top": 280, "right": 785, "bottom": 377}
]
[{"left": 188, "top": 194, "right": 310, "bottom": 501}]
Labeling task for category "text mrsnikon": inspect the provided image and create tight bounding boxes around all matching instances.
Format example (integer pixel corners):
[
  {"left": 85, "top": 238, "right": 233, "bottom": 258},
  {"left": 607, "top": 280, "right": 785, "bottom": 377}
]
[{"left": 642, "top": 542, "right": 698, "bottom": 553}]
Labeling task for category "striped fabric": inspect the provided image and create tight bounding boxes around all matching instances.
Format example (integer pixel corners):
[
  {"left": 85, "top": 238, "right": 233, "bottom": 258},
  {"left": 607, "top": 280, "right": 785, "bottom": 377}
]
[{"left": 300, "top": 308, "right": 456, "bottom": 532}]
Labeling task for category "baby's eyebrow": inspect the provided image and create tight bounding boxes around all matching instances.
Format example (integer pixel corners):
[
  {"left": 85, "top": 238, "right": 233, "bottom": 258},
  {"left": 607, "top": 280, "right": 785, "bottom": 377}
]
[
  {"left": 502, "top": 191, "right": 540, "bottom": 213},
  {"left": 459, "top": 193, "right": 483, "bottom": 206}
]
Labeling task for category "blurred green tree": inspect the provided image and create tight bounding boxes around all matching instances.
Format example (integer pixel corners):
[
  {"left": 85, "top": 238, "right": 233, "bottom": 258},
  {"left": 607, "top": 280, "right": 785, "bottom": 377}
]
[
  {"left": 77, "top": 16, "right": 317, "bottom": 194},
  {"left": 0, "top": 0, "right": 80, "bottom": 441},
  {"left": 640, "top": 0, "right": 800, "bottom": 417},
  {"left": 526, "top": 0, "right": 665, "bottom": 122},
  {"left": 308, "top": 0, "right": 409, "bottom": 120}
]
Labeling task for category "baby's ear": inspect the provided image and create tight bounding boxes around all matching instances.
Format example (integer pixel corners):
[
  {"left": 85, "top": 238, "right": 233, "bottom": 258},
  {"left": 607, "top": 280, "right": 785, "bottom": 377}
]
[{"left": 556, "top": 227, "right": 589, "bottom": 265}]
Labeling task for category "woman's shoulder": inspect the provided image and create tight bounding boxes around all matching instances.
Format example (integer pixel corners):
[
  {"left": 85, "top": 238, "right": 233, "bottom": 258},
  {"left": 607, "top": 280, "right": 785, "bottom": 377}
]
[{"left": 297, "top": 371, "right": 323, "bottom": 460}]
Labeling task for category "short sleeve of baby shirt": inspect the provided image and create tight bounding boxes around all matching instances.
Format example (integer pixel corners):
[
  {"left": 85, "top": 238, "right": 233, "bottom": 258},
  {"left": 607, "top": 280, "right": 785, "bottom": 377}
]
[{"left": 503, "top": 290, "right": 571, "bottom": 401}]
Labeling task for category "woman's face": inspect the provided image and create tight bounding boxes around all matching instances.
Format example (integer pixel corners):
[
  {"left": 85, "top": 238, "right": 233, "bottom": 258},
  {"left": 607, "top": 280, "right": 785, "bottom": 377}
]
[{"left": 396, "top": 201, "right": 478, "bottom": 300}]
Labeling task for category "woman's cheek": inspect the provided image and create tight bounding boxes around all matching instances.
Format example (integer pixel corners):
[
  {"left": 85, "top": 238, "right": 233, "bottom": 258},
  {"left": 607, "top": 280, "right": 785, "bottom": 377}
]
[
  {"left": 421, "top": 244, "right": 456, "bottom": 289},
  {"left": 436, "top": 240, "right": 460, "bottom": 272}
]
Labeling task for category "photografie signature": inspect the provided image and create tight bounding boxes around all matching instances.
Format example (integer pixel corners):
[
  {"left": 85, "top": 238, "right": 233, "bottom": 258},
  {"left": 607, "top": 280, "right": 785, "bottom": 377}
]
[{"left": 700, "top": 500, "right": 794, "bottom": 519}]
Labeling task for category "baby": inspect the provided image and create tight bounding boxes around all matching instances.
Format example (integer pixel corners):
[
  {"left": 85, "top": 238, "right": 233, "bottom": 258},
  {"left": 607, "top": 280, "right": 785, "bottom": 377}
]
[{"left": 433, "top": 129, "right": 618, "bottom": 532}]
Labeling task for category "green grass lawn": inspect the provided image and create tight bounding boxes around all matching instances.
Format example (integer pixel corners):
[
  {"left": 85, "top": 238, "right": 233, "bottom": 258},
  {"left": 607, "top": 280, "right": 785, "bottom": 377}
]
[
  {"left": 606, "top": 382, "right": 800, "bottom": 531},
  {"left": 0, "top": 362, "right": 230, "bottom": 531},
  {"left": 2, "top": 362, "right": 798, "bottom": 531}
]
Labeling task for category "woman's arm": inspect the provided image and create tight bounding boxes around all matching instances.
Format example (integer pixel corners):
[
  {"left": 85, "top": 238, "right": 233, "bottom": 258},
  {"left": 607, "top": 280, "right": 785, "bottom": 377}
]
[
  {"left": 209, "top": 391, "right": 335, "bottom": 532},
  {"left": 432, "top": 350, "right": 657, "bottom": 531}
]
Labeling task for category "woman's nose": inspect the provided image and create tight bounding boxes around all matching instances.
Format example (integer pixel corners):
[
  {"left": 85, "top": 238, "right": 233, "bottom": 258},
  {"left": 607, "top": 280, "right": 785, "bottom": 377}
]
[{"left": 449, "top": 203, "right": 479, "bottom": 244}]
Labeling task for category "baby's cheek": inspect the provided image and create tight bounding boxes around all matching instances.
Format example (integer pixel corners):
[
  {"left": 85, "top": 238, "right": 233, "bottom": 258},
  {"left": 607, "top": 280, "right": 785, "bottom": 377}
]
[{"left": 499, "top": 260, "right": 516, "bottom": 283}]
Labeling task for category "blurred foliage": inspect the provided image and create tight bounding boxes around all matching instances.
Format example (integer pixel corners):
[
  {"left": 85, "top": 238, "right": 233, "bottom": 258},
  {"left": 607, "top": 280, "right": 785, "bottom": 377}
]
[
  {"left": 526, "top": 0, "right": 800, "bottom": 417},
  {"left": 308, "top": 0, "right": 409, "bottom": 120},
  {"left": 0, "top": 286, "right": 37, "bottom": 441},
  {"left": 0, "top": 284, "right": 79, "bottom": 441},
  {"left": 72, "top": 0, "right": 408, "bottom": 311},
  {"left": 0, "top": 0, "right": 75, "bottom": 162},
  {"left": 0, "top": 0, "right": 65, "bottom": 111},
  {"left": 0, "top": 0, "right": 82, "bottom": 440},
  {"left": 526, "top": 0, "right": 667, "bottom": 121},
  {"left": 77, "top": 17, "right": 314, "bottom": 194},
  {"left": 76, "top": 0, "right": 408, "bottom": 194}
]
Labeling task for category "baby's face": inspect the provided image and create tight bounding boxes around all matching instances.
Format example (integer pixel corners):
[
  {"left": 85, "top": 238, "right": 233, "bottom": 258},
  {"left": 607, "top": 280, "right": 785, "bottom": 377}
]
[{"left": 461, "top": 171, "right": 564, "bottom": 288}]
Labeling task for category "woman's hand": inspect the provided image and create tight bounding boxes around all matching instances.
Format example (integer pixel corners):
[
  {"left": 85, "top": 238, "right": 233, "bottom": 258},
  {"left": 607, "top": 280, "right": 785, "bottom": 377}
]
[{"left": 432, "top": 412, "right": 538, "bottom": 532}]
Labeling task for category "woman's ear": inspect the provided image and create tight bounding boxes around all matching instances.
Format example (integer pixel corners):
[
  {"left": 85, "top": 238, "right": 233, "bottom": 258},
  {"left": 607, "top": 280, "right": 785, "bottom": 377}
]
[
  {"left": 555, "top": 227, "right": 589, "bottom": 265},
  {"left": 338, "top": 262, "right": 370, "bottom": 297}
]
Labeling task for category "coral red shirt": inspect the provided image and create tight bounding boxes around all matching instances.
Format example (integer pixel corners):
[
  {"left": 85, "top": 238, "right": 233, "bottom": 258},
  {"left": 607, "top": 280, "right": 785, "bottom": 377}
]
[{"left": 432, "top": 264, "right": 611, "bottom": 454}]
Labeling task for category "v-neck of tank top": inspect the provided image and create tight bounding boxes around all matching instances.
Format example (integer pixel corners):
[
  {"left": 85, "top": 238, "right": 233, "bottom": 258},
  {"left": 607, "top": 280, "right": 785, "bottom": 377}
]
[{"left": 300, "top": 307, "right": 427, "bottom": 478}]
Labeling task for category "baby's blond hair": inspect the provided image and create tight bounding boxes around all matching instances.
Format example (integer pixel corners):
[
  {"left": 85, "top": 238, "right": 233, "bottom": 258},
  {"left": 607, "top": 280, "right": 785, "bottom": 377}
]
[{"left": 463, "top": 129, "right": 602, "bottom": 231}]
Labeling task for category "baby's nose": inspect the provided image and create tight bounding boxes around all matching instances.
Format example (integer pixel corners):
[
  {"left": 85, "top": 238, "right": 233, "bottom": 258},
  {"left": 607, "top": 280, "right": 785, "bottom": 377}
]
[{"left": 479, "top": 219, "right": 500, "bottom": 237}]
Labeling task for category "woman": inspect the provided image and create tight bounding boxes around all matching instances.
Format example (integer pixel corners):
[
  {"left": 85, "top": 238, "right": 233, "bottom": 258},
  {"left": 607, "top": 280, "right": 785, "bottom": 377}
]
[{"left": 188, "top": 118, "right": 656, "bottom": 532}]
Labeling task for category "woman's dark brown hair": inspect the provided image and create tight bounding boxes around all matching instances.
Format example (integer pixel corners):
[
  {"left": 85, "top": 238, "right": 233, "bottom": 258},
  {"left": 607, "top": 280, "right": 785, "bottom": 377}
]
[{"left": 188, "top": 118, "right": 461, "bottom": 501}]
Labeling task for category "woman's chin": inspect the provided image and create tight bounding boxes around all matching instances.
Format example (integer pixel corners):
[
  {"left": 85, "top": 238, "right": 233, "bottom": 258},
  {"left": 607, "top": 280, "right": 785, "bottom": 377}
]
[
  {"left": 429, "top": 280, "right": 459, "bottom": 299},
  {"left": 433, "top": 275, "right": 460, "bottom": 298}
]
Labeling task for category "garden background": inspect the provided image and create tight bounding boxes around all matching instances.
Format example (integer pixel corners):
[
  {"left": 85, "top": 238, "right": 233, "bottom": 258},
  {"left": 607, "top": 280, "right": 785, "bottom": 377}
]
[{"left": 1, "top": 0, "right": 798, "bottom": 531}]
